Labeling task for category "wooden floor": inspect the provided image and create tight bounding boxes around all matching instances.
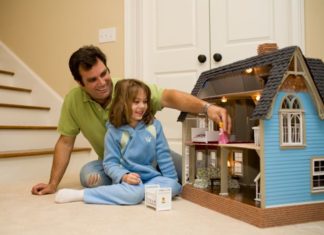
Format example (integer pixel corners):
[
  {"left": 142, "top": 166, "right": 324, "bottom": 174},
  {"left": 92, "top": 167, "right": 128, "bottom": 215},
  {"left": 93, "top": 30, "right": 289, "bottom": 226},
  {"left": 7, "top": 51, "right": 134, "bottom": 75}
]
[{"left": 204, "top": 185, "right": 261, "bottom": 207}]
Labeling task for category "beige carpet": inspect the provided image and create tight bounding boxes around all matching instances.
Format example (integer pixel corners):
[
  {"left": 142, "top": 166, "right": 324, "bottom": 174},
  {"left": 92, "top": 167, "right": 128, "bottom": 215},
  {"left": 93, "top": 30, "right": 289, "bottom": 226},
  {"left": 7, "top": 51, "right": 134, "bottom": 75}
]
[{"left": 1, "top": 156, "right": 324, "bottom": 235}]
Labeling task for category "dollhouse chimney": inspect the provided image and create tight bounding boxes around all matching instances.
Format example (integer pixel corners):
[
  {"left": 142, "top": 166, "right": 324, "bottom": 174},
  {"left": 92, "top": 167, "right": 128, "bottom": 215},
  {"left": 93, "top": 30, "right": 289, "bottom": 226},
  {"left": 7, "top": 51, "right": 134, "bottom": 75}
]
[
  {"left": 257, "top": 43, "right": 278, "bottom": 55},
  {"left": 255, "top": 43, "right": 278, "bottom": 80}
]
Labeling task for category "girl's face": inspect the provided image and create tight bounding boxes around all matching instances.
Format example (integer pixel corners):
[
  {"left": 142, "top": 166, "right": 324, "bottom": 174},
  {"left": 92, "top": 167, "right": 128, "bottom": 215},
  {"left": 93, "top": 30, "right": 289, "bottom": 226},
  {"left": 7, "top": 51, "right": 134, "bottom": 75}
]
[{"left": 129, "top": 88, "right": 148, "bottom": 127}]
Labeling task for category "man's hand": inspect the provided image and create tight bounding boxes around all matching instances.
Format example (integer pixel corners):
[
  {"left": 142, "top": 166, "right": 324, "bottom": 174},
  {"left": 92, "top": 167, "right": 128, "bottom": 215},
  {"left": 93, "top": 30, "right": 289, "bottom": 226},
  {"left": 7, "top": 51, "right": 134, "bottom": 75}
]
[
  {"left": 122, "top": 173, "right": 141, "bottom": 185},
  {"left": 208, "top": 105, "right": 232, "bottom": 134},
  {"left": 31, "top": 135, "right": 75, "bottom": 196},
  {"left": 161, "top": 89, "right": 232, "bottom": 134},
  {"left": 31, "top": 183, "right": 57, "bottom": 195}
]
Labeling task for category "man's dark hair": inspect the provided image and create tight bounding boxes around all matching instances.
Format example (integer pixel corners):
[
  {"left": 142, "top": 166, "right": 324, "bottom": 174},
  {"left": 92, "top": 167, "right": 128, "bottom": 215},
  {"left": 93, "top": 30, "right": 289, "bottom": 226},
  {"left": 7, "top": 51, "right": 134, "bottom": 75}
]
[{"left": 69, "top": 45, "right": 109, "bottom": 85}]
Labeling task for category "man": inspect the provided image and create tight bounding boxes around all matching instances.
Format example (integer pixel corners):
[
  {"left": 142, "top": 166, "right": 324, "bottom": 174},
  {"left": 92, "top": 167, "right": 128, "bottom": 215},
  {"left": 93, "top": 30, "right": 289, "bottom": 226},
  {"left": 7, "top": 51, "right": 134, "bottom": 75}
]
[{"left": 31, "top": 45, "right": 231, "bottom": 195}]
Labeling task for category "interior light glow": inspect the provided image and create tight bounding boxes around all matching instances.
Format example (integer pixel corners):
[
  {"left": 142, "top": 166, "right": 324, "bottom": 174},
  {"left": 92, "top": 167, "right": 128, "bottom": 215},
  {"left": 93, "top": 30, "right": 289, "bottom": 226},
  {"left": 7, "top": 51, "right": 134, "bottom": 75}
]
[
  {"left": 221, "top": 96, "right": 227, "bottom": 103},
  {"left": 245, "top": 68, "right": 253, "bottom": 73}
]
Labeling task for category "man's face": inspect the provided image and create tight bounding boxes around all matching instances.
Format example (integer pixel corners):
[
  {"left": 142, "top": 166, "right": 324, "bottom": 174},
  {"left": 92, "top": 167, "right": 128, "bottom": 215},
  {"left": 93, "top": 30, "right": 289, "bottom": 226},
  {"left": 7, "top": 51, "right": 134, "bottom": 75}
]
[{"left": 78, "top": 59, "right": 112, "bottom": 106}]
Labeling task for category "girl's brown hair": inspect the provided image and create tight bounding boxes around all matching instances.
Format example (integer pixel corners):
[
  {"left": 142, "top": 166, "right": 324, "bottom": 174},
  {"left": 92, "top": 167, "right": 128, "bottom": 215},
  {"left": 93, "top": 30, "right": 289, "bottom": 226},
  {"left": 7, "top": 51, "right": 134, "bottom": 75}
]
[{"left": 109, "top": 79, "right": 154, "bottom": 127}]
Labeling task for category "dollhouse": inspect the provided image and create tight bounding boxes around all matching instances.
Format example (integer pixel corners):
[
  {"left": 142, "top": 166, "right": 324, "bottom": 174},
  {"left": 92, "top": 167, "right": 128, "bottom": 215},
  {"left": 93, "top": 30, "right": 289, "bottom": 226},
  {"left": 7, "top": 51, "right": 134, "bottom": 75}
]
[{"left": 178, "top": 45, "right": 324, "bottom": 227}]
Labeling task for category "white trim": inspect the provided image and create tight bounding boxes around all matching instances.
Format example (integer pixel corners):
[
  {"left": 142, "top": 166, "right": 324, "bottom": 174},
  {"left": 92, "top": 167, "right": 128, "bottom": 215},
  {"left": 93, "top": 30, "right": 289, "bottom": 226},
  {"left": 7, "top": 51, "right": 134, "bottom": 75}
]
[
  {"left": 311, "top": 158, "right": 324, "bottom": 192},
  {"left": 280, "top": 110, "right": 303, "bottom": 145},
  {"left": 291, "top": 0, "right": 305, "bottom": 52},
  {"left": 312, "top": 189, "right": 324, "bottom": 193},
  {"left": 233, "top": 151, "right": 243, "bottom": 176},
  {"left": 124, "top": 0, "right": 143, "bottom": 79},
  {"left": 280, "top": 94, "right": 304, "bottom": 146}
]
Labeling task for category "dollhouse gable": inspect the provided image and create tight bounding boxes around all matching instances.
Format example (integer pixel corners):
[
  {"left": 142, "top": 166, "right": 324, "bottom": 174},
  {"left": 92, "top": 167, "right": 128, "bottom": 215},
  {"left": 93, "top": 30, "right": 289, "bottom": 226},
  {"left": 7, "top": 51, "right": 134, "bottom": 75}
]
[
  {"left": 260, "top": 51, "right": 324, "bottom": 207},
  {"left": 254, "top": 48, "right": 324, "bottom": 120}
]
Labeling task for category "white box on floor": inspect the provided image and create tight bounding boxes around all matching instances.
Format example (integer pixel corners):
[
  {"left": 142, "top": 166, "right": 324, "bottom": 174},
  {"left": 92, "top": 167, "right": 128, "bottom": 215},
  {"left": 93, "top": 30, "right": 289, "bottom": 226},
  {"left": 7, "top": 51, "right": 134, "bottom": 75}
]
[{"left": 145, "top": 185, "right": 172, "bottom": 211}]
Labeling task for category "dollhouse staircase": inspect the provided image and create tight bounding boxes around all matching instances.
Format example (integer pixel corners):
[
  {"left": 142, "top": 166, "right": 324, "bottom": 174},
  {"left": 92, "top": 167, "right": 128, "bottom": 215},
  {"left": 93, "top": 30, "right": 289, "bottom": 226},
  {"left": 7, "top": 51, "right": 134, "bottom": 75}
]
[
  {"left": 0, "top": 41, "right": 93, "bottom": 183},
  {"left": 254, "top": 172, "right": 261, "bottom": 201}
]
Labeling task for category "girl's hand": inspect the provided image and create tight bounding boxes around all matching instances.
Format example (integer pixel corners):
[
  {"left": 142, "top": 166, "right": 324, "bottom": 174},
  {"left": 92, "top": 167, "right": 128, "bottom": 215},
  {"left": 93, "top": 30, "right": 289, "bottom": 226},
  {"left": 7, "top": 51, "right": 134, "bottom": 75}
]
[{"left": 122, "top": 173, "right": 141, "bottom": 185}]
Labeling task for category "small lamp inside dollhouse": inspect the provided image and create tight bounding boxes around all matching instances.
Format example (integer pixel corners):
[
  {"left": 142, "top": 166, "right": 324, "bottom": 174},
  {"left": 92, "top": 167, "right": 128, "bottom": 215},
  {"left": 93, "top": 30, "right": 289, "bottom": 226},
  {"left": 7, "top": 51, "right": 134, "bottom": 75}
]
[
  {"left": 221, "top": 96, "right": 227, "bottom": 103},
  {"left": 251, "top": 93, "right": 261, "bottom": 105},
  {"left": 245, "top": 67, "right": 253, "bottom": 74},
  {"left": 227, "top": 160, "right": 231, "bottom": 168},
  {"left": 227, "top": 160, "right": 232, "bottom": 175}
]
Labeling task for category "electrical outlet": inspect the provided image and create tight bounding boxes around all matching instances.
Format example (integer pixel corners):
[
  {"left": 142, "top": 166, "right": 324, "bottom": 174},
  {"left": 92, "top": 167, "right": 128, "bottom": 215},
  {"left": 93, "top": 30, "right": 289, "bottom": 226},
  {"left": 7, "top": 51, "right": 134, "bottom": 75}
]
[{"left": 98, "top": 27, "right": 116, "bottom": 43}]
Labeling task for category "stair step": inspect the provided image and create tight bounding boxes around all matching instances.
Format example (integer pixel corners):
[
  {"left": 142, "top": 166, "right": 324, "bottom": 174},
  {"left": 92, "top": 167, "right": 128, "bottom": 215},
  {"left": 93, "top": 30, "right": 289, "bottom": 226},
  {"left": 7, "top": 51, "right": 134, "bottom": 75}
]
[
  {"left": 0, "top": 125, "right": 57, "bottom": 130},
  {"left": 0, "top": 125, "right": 90, "bottom": 151},
  {"left": 0, "top": 87, "right": 33, "bottom": 104},
  {"left": 0, "top": 147, "right": 92, "bottom": 158},
  {"left": 0, "top": 102, "right": 50, "bottom": 110},
  {"left": 0, "top": 84, "right": 31, "bottom": 93},
  {"left": 0, "top": 150, "right": 93, "bottom": 185},
  {"left": 0, "top": 69, "right": 15, "bottom": 76},
  {"left": 0, "top": 107, "right": 56, "bottom": 125},
  {"left": 0, "top": 127, "right": 59, "bottom": 151}
]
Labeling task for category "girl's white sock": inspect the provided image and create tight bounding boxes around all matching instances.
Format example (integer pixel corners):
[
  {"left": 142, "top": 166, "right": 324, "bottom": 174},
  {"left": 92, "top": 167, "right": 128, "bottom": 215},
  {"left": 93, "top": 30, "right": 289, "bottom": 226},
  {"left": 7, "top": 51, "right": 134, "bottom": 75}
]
[{"left": 55, "top": 189, "right": 84, "bottom": 203}]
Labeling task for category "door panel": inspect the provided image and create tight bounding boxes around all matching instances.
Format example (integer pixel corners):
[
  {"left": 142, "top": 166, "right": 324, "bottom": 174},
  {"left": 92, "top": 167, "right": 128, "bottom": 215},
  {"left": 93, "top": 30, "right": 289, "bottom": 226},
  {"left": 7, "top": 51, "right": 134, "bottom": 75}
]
[
  {"left": 210, "top": 0, "right": 292, "bottom": 67},
  {"left": 142, "top": 0, "right": 209, "bottom": 153},
  {"left": 155, "top": 0, "right": 198, "bottom": 49},
  {"left": 143, "top": 0, "right": 210, "bottom": 87},
  {"left": 227, "top": 0, "right": 272, "bottom": 41}
]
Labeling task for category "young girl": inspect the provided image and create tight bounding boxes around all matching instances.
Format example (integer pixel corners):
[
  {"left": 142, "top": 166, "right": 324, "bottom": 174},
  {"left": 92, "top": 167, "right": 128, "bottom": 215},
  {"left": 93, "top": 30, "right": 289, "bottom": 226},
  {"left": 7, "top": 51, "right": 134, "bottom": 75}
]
[{"left": 55, "top": 79, "right": 182, "bottom": 204}]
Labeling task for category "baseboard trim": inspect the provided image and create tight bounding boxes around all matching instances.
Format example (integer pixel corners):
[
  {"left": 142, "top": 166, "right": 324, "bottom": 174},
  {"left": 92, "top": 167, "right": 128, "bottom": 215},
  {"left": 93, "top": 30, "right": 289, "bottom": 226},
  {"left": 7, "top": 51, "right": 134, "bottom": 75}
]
[{"left": 0, "top": 147, "right": 92, "bottom": 158}]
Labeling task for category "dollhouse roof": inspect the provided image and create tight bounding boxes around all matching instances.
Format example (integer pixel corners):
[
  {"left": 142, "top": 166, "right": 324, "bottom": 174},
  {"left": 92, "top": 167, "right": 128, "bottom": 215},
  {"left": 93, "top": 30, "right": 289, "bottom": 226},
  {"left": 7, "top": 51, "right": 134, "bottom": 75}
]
[
  {"left": 178, "top": 46, "right": 324, "bottom": 121},
  {"left": 307, "top": 58, "right": 324, "bottom": 102}
]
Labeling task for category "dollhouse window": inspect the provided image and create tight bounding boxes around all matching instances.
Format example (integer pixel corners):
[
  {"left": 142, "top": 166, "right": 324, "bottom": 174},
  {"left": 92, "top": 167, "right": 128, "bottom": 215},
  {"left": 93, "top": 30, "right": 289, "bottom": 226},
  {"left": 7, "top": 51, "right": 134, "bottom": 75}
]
[
  {"left": 280, "top": 95, "right": 304, "bottom": 146},
  {"left": 312, "top": 158, "right": 324, "bottom": 192},
  {"left": 232, "top": 151, "right": 243, "bottom": 176}
]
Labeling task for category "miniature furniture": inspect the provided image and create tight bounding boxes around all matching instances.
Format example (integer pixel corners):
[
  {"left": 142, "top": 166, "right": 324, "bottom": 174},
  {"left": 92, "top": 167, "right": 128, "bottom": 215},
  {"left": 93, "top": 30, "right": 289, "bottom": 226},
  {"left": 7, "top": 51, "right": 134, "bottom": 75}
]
[{"left": 144, "top": 185, "right": 172, "bottom": 211}]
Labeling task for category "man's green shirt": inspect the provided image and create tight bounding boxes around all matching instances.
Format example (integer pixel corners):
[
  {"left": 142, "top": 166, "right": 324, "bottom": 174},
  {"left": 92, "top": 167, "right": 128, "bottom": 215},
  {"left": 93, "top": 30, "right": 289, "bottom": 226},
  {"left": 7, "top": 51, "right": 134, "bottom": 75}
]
[{"left": 57, "top": 78, "right": 164, "bottom": 160}]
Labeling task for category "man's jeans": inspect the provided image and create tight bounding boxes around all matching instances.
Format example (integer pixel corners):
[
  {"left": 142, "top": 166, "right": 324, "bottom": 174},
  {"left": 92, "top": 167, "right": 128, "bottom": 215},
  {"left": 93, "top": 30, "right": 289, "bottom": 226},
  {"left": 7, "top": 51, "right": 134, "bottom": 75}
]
[{"left": 80, "top": 150, "right": 182, "bottom": 187}]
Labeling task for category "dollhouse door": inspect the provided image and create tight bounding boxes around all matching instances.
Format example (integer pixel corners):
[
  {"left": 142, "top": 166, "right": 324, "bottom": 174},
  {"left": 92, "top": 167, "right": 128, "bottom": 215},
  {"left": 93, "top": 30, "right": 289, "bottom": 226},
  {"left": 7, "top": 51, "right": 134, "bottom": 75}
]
[{"left": 124, "top": 0, "right": 304, "bottom": 153}]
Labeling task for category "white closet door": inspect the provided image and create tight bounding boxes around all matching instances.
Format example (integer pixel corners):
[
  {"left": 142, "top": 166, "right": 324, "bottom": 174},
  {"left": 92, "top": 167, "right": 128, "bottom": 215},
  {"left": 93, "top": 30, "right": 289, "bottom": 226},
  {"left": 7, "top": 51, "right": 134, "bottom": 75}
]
[{"left": 128, "top": 0, "right": 304, "bottom": 153}]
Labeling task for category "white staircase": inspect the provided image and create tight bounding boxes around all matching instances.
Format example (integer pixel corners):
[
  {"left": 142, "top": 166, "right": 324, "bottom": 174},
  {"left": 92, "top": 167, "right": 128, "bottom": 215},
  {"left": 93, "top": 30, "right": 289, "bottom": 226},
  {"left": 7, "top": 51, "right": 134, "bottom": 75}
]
[
  {"left": 254, "top": 172, "right": 261, "bottom": 202},
  {"left": 0, "top": 41, "right": 95, "bottom": 183}
]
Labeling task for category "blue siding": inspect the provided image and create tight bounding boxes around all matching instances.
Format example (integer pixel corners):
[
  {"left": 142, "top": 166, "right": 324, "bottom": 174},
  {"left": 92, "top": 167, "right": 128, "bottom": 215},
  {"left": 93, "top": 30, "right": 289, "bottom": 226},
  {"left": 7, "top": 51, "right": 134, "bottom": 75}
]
[{"left": 264, "top": 92, "right": 324, "bottom": 207}]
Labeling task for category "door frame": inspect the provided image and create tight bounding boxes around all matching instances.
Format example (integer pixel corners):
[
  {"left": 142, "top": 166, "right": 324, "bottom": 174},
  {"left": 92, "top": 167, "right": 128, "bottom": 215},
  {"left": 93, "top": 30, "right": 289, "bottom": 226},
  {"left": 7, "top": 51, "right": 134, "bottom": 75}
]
[
  {"left": 124, "top": 0, "right": 143, "bottom": 78},
  {"left": 124, "top": 0, "right": 305, "bottom": 78}
]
